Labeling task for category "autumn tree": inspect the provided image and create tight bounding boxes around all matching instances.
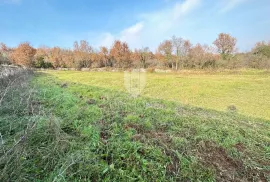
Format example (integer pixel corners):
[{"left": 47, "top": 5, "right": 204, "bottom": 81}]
[
  {"left": 132, "top": 47, "right": 153, "bottom": 68},
  {"left": 73, "top": 40, "right": 93, "bottom": 68},
  {"left": 188, "top": 44, "right": 205, "bottom": 68},
  {"left": 61, "top": 49, "right": 75, "bottom": 68},
  {"left": 11, "top": 42, "right": 36, "bottom": 67},
  {"left": 99, "top": 46, "right": 110, "bottom": 67},
  {"left": 110, "top": 40, "right": 131, "bottom": 68},
  {"left": 90, "top": 50, "right": 100, "bottom": 68},
  {"left": 213, "top": 33, "right": 237, "bottom": 59},
  {"left": 34, "top": 46, "right": 53, "bottom": 68},
  {"left": 48, "top": 47, "right": 63, "bottom": 68},
  {"left": 157, "top": 40, "right": 173, "bottom": 68},
  {"left": 188, "top": 44, "right": 217, "bottom": 69}
]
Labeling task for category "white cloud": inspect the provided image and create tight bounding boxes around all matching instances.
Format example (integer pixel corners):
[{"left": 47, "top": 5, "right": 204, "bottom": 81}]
[
  {"left": 120, "top": 22, "right": 144, "bottom": 48},
  {"left": 173, "top": 0, "right": 201, "bottom": 19},
  {"left": 96, "top": 0, "right": 201, "bottom": 50},
  {"left": 95, "top": 22, "right": 144, "bottom": 49},
  {"left": 98, "top": 33, "right": 115, "bottom": 48},
  {"left": 220, "top": 0, "right": 248, "bottom": 13}
]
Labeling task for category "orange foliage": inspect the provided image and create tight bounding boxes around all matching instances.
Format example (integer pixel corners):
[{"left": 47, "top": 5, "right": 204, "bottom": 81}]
[
  {"left": 110, "top": 40, "right": 131, "bottom": 68},
  {"left": 11, "top": 42, "right": 36, "bottom": 67},
  {"left": 2, "top": 32, "right": 269, "bottom": 70}
]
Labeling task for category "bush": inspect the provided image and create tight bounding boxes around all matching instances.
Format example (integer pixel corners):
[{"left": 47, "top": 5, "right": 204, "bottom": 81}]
[
  {"left": 34, "top": 57, "right": 53, "bottom": 68},
  {"left": 0, "top": 54, "right": 10, "bottom": 65}
]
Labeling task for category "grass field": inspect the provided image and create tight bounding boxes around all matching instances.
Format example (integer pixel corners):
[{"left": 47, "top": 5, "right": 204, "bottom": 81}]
[
  {"left": 1, "top": 69, "right": 270, "bottom": 181},
  {"left": 46, "top": 69, "right": 270, "bottom": 120}
]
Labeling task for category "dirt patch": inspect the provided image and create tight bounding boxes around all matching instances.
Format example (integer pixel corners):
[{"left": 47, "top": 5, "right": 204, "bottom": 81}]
[
  {"left": 198, "top": 141, "right": 267, "bottom": 182},
  {"left": 234, "top": 142, "right": 246, "bottom": 153},
  {"left": 124, "top": 123, "right": 145, "bottom": 133}
]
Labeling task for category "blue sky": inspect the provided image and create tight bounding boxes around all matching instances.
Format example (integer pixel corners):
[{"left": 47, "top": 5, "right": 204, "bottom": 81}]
[{"left": 0, "top": 0, "right": 270, "bottom": 51}]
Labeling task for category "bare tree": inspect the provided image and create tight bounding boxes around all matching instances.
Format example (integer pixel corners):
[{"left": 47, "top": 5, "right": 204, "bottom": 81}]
[
  {"left": 171, "top": 36, "right": 192, "bottom": 70},
  {"left": 172, "top": 36, "right": 183, "bottom": 70},
  {"left": 73, "top": 40, "right": 93, "bottom": 68}
]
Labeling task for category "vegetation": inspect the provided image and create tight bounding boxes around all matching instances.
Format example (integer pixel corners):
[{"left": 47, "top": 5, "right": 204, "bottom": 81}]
[
  {"left": 46, "top": 70, "right": 270, "bottom": 120},
  {"left": 0, "top": 68, "right": 269, "bottom": 181},
  {"left": 1, "top": 34, "right": 270, "bottom": 70}
]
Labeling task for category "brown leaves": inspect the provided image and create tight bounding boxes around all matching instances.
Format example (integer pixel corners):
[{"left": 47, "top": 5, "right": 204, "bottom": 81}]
[
  {"left": 213, "top": 33, "right": 237, "bottom": 58},
  {"left": 11, "top": 42, "right": 36, "bottom": 67},
  {"left": 157, "top": 40, "right": 173, "bottom": 67},
  {"left": 110, "top": 40, "right": 131, "bottom": 68}
]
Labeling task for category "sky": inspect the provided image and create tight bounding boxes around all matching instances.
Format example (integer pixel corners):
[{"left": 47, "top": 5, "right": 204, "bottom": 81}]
[{"left": 0, "top": 0, "right": 270, "bottom": 51}]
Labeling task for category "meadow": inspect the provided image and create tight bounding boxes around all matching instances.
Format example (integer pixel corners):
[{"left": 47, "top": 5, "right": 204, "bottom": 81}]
[
  {"left": 46, "top": 69, "right": 270, "bottom": 120},
  {"left": 1, "top": 69, "right": 270, "bottom": 181}
]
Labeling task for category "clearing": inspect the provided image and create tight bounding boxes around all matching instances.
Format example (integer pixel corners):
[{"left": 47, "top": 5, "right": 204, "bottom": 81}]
[{"left": 0, "top": 69, "right": 269, "bottom": 181}]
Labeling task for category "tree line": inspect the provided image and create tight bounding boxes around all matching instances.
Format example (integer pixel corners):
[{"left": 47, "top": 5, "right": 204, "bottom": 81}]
[{"left": 1, "top": 33, "right": 270, "bottom": 70}]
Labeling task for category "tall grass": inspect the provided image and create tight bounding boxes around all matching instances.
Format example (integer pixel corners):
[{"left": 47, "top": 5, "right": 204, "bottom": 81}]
[{"left": 0, "top": 67, "right": 70, "bottom": 181}]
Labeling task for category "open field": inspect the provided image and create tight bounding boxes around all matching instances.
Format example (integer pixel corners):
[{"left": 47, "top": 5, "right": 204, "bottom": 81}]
[
  {"left": 1, "top": 69, "right": 270, "bottom": 181},
  {"left": 45, "top": 69, "right": 270, "bottom": 120}
]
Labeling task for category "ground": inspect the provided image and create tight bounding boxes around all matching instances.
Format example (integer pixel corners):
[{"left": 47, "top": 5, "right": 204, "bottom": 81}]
[
  {"left": 47, "top": 69, "right": 270, "bottom": 120},
  {"left": 0, "top": 69, "right": 269, "bottom": 181}
]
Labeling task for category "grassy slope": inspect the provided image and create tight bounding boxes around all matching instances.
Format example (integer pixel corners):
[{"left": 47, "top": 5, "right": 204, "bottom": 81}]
[
  {"left": 44, "top": 70, "right": 270, "bottom": 120},
  {"left": 1, "top": 71, "right": 269, "bottom": 181},
  {"left": 35, "top": 72, "right": 270, "bottom": 181}
]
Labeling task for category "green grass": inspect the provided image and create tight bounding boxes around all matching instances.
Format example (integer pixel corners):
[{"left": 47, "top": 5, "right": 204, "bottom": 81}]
[
  {"left": 1, "top": 70, "right": 270, "bottom": 181},
  {"left": 43, "top": 69, "right": 270, "bottom": 120}
]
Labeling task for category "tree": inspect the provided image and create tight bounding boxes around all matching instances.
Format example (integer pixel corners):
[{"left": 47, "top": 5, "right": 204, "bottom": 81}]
[
  {"left": 110, "top": 40, "right": 131, "bottom": 68},
  {"left": 73, "top": 40, "right": 93, "bottom": 68},
  {"left": 0, "top": 43, "right": 11, "bottom": 64},
  {"left": 48, "top": 47, "right": 63, "bottom": 68},
  {"left": 213, "top": 33, "right": 237, "bottom": 59},
  {"left": 247, "top": 41, "right": 270, "bottom": 69},
  {"left": 61, "top": 49, "right": 75, "bottom": 68},
  {"left": 188, "top": 44, "right": 205, "bottom": 68},
  {"left": 132, "top": 47, "right": 153, "bottom": 68},
  {"left": 34, "top": 46, "right": 52, "bottom": 68},
  {"left": 188, "top": 44, "right": 217, "bottom": 69},
  {"left": 11, "top": 42, "right": 36, "bottom": 67},
  {"left": 157, "top": 40, "right": 173, "bottom": 68},
  {"left": 99, "top": 46, "right": 110, "bottom": 67},
  {"left": 171, "top": 36, "right": 192, "bottom": 70},
  {"left": 252, "top": 41, "right": 270, "bottom": 58}
]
